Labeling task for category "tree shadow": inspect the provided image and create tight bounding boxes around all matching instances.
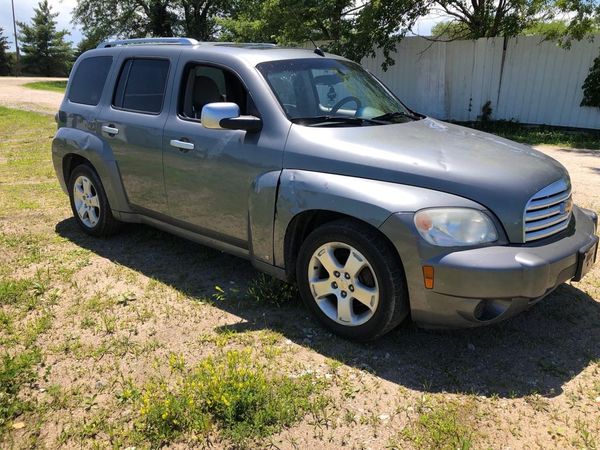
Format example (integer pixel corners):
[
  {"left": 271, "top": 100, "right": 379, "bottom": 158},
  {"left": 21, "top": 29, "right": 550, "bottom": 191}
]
[
  {"left": 55, "top": 218, "right": 600, "bottom": 399},
  {"left": 557, "top": 147, "right": 600, "bottom": 157}
]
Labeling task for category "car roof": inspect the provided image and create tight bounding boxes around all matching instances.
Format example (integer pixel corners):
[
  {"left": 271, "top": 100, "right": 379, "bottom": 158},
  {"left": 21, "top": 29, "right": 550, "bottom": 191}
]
[{"left": 88, "top": 40, "right": 348, "bottom": 66}]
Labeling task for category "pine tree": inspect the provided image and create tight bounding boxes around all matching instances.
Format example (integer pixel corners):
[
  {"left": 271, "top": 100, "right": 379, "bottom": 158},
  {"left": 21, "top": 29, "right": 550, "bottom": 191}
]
[
  {"left": 581, "top": 53, "right": 600, "bottom": 108},
  {"left": 18, "top": 0, "right": 73, "bottom": 76},
  {"left": 0, "top": 27, "right": 10, "bottom": 76}
]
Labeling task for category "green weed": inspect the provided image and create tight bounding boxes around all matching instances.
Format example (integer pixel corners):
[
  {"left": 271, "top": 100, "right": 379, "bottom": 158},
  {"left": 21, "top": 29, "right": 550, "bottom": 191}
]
[
  {"left": 398, "top": 396, "right": 475, "bottom": 450},
  {"left": 130, "top": 349, "right": 320, "bottom": 447},
  {"left": 246, "top": 274, "right": 297, "bottom": 306}
]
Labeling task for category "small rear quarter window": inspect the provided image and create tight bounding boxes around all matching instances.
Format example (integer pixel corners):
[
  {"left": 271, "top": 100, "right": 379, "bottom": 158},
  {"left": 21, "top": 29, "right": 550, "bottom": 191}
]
[{"left": 68, "top": 56, "right": 113, "bottom": 106}]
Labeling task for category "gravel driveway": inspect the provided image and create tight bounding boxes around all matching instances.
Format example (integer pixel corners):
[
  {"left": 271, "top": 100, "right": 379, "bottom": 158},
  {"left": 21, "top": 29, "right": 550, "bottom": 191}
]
[{"left": 0, "top": 76, "right": 66, "bottom": 115}]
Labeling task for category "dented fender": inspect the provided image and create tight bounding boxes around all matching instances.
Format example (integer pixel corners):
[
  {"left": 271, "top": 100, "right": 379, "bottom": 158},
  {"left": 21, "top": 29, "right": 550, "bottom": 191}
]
[
  {"left": 272, "top": 170, "right": 484, "bottom": 268},
  {"left": 52, "top": 127, "right": 131, "bottom": 212}
]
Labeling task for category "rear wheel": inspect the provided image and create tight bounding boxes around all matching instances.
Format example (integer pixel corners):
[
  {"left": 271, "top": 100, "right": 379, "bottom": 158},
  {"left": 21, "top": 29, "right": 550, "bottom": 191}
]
[
  {"left": 68, "top": 164, "right": 121, "bottom": 237},
  {"left": 296, "top": 219, "right": 409, "bottom": 341}
]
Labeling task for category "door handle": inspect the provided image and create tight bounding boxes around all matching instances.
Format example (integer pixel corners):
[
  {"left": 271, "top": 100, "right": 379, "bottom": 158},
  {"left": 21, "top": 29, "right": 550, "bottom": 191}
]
[
  {"left": 101, "top": 125, "right": 119, "bottom": 135},
  {"left": 170, "top": 139, "right": 194, "bottom": 152}
]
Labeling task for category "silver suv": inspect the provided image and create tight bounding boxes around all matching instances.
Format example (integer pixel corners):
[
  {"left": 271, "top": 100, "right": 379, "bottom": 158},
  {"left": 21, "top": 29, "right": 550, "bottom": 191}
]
[{"left": 52, "top": 38, "right": 598, "bottom": 341}]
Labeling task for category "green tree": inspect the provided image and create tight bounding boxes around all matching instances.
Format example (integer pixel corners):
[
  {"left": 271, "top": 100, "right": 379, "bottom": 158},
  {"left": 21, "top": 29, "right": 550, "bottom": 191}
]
[
  {"left": 72, "top": 0, "right": 599, "bottom": 71},
  {"left": 0, "top": 27, "right": 11, "bottom": 76},
  {"left": 18, "top": 0, "right": 73, "bottom": 76},
  {"left": 73, "top": 0, "right": 232, "bottom": 44},
  {"left": 430, "top": 21, "right": 470, "bottom": 39},
  {"left": 220, "top": 0, "right": 599, "bottom": 68},
  {"left": 220, "top": 0, "right": 426, "bottom": 70},
  {"left": 425, "top": 1, "right": 599, "bottom": 45}
]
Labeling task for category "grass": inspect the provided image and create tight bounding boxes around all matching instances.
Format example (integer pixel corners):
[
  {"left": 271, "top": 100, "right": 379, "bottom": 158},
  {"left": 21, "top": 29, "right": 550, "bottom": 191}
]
[
  {"left": 0, "top": 107, "right": 63, "bottom": 217},
  {"left": 461, "top": 120, "right": 600, "bottom": 149},
  {"left": 0, "top": 276, "right": 51, "bottom": 439},
  {"left": 395, "top": 396, "right": 476, "bottom": 450},
  {"left": 22, "top": 80, "right": 67, "bottom": 93},
  {"left": 0, "top": 350, "right": 41, "bottom": 436},
  {"left": 0, "top": 279, "right": 35, "bottom": 306}
]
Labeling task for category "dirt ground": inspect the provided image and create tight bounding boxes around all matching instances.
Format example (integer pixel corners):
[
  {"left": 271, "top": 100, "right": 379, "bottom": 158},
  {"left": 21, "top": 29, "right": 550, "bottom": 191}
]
[
  {"left": 0, "top": 77, "right": 66, "bottom": 115},
  {"left": 0, "top": 80, "right": 599, "bottom": 449}
]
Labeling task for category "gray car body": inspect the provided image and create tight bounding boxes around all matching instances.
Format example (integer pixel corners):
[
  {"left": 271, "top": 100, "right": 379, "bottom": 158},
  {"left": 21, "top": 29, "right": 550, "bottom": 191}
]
[{"left": 52, "top": 43, "right": 599, "bottom": 328}]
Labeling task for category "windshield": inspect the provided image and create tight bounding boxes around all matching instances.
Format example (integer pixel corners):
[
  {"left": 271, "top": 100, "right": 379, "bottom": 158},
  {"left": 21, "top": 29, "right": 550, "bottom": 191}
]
[{"left": 256, "top": 58, "right": 419, "bottom": 126}]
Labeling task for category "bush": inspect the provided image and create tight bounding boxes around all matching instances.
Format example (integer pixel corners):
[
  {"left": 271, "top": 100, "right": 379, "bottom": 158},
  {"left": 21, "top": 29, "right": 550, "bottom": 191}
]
[{"left": 581, "top": 53, "right": 600, "bottom": 108}]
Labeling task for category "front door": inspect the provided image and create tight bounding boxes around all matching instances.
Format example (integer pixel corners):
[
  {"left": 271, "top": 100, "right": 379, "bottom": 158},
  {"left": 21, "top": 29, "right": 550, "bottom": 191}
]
[{"left": 162, "top": 63, "right": 282, "bottom": 247}]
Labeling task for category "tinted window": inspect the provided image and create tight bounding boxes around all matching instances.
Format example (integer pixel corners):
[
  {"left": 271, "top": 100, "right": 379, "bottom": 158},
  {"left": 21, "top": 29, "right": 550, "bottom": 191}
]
[
  {"left": 113, "top": 59, "right": 170, "bottom": 114},
  {"left": 68, "top": 56, "right": 113, "bottom": 106}
]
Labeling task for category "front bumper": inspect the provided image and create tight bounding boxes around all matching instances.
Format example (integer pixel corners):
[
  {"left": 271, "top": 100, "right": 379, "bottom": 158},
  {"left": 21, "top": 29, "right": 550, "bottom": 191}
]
[{"left": 381, "top": 206, "right": 598, "bottom": 328}]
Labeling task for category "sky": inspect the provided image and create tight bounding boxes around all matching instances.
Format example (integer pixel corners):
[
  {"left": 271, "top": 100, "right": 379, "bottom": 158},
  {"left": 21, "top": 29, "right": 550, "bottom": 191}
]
[
  {"left": 1, "top": 0, "right": 440, "bottom": 52},
  {"left": 2, "top": 0, "right": 82, "bottom": 51}
]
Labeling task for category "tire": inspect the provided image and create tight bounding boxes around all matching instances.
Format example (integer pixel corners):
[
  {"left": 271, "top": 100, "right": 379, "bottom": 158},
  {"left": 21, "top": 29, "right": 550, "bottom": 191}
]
[
  {"left": 296, "top": 219, "right": 409, "bottom": 341},
  {"left": 68, "top": 163, "right": 121, "bottom": 237}
]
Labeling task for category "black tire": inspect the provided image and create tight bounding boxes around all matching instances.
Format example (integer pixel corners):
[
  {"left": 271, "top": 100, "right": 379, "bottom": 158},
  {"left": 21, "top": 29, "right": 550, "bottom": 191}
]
[
  {"left": 296, "top": 219, "right": 409, "bottom": 341},
  {"left": 68, "top": 163, "right": 121, "bottom": 237}
]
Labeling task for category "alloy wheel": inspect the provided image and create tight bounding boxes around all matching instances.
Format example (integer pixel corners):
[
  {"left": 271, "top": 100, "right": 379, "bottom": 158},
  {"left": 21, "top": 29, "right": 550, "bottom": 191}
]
[
  {"left": 307, "top": 242, "right": 379, "bottom": 326},
  {"left": 73, "top": 175, "right": 100, "bottom": 228}
]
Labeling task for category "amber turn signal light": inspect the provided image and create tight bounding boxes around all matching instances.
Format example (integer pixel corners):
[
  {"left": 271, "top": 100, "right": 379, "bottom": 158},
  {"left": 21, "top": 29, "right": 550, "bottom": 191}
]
[{"left": 422, "top": 265, "right": 434, "bottom": 289}]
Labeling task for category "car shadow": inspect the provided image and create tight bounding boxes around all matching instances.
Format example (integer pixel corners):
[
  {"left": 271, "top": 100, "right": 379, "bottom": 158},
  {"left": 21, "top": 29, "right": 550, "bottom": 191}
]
[{"left": 55, "top": 218, "right": 600, "bottom": 399}]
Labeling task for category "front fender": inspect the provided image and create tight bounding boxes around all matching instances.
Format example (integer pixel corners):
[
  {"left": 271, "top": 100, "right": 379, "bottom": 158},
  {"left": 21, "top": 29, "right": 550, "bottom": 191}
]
[
  {"left": 273, "top": 170, "right": 484, "bottom": 267},
  {"left": 52, "top": 127, "right": 131, "bottom": 212}
]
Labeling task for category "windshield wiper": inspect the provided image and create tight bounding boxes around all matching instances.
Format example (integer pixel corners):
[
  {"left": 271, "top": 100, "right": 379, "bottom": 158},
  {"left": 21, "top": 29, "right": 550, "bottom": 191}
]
[
  {"left": 371, "top": 111, "right": 421, "bottom": 122},
  {"left": 291, "top": 115, "right": 383, "bottom": 126}
]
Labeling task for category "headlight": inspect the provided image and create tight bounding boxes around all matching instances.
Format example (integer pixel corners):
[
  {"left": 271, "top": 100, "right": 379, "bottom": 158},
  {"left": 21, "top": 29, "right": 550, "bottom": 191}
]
[{"left": 414, "top": 208, "right": 498, "bottom": 246}]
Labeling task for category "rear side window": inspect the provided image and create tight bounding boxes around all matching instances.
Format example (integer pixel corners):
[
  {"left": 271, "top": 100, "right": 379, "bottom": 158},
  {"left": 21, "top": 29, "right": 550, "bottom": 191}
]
[
  {"left": 113, "top": 59, "right": 170, "bottom": 114},
  {"left": 68, "top": 56, "right": 113, "bottom": 106}
]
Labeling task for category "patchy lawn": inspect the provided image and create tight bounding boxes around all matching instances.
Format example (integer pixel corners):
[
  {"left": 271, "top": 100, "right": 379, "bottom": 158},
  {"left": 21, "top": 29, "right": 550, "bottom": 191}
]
[
  {"left": 462, "top": 120, "right": 600, "bottom": 150},
  {"left": 22, "top": 81, "right": 67, "bottom": 94},
  {"left": 0, "top": 106, "right": 599, "bottom": 449}
]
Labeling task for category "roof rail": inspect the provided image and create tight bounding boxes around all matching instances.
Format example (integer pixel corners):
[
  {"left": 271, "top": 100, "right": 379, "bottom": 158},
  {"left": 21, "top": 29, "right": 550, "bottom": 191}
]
[{"left": 97, "top": 37, "right": 199, "bottom": 48}]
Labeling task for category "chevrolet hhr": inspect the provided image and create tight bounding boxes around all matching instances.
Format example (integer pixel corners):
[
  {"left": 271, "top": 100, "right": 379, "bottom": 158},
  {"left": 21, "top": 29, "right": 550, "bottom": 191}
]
[{"left": 52, "top": 38, "right": 598, "bottom": 341}]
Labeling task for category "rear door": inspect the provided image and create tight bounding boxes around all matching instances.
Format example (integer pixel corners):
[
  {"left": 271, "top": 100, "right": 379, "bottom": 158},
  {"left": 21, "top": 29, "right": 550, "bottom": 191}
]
[{"left": 97, "top": 49, "right": 178, "bottom": 215}]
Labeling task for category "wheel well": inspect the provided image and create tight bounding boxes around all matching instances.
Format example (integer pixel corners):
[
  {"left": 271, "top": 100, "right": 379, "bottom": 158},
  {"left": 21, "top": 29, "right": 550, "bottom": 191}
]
[
  {"left": 62, "top": 154, "right": 92, "bottom": 184},
  {"left": 283, "top": 210, "right": 401, "bottom": 282}
]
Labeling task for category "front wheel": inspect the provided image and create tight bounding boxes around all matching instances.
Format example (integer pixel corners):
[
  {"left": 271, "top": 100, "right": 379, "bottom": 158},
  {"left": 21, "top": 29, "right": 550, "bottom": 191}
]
[
  {"left": 68, "top": 164, "right": 121, "bottom": 237},
  {"left": 296, "top": 219, "right": 409, "bottom": 341}
]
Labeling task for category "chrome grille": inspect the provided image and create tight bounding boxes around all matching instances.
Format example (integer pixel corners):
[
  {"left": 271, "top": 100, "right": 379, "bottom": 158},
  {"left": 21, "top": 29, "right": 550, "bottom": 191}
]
[{"left": 524, "top": 179, "right": 572, "bottom": 242}]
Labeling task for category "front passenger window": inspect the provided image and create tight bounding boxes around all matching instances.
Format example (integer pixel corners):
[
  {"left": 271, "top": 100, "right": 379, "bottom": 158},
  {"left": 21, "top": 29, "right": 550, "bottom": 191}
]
[{"left": 180, "top": 65, "right": 256, "bottom": 120}]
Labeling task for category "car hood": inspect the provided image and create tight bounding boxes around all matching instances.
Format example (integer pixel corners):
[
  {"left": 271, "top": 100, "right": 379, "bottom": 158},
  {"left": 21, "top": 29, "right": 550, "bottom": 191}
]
[{"left": 283, "top": 118, "right": 569, "bottom": 243}]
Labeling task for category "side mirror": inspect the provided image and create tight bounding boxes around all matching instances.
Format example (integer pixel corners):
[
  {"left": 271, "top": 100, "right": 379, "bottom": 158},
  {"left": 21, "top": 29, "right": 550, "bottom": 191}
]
[{"left": 201, "top": 102, "right": 262, "bottom": 133}]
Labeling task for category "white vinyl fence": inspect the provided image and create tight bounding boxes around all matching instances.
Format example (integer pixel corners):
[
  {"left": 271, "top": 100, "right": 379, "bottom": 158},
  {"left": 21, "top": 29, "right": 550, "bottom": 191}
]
[{"left": 361, "top": 35, "right": 600, "bottom": 129}]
